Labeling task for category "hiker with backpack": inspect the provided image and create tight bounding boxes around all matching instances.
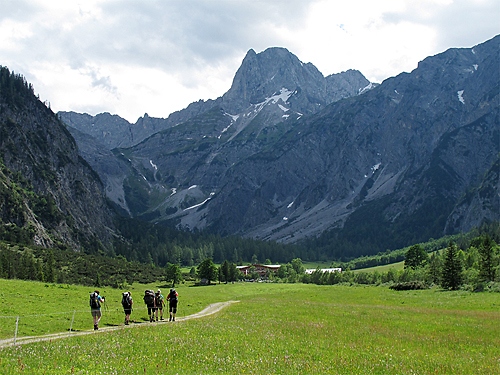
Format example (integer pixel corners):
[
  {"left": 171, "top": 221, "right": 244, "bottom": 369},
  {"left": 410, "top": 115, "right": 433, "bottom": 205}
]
[
  {"left": 121, "top": 291, "right": 133, "bottom": 325},
  {"left": 167, "top": 288, "right": 179, "bottom": 321},
  {"left": 143, "top": 289, "right": 156, "bottom": 322},
  {"left": 155, "top": 289, "right": 165, "bottom": 321},
  {"left": 90, "top": 290, "right": 105, "bottom": 330}
]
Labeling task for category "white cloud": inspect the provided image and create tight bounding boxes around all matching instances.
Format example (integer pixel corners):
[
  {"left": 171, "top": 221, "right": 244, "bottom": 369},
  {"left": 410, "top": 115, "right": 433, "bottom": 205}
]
[{"left": 0, "top": 0, "right": 497, "bottom": 122}]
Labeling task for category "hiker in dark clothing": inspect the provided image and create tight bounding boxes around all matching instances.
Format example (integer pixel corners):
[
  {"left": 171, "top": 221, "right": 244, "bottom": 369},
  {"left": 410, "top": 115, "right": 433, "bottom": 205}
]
[
  {"left": 155, "top": 289, "right": 165, "bottom": 321},
  {"left": 121, "top": 291, "right": 133, "bottom": 325},
  {"left": 90, "top": 290, "right": 105, "bottom": 330},
  {"left": 143, "top": 290, "right": 156, "bottom": 322},
  {"left": 167, "top": 288, "right": 179, "bottom": 321}
]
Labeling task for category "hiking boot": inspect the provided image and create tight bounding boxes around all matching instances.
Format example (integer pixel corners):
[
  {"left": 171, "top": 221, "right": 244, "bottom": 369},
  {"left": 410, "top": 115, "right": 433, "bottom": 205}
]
[
  {"left": 156, "top": 317, "right": 158, "bottom": 321},
  {"left": 160, "top": 317, "right": 164, "bottom": 321},
  {"left": 169, "top": 317, "right": 172, "bottom": 321},
  {"left": 94, "top": 324, "right": 98, "bottom": 330}
]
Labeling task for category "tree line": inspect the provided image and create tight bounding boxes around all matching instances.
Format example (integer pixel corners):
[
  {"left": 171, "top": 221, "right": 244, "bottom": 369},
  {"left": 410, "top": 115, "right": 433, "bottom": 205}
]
[
  {"left": 168, "top": 232, "right": 500, "bottom": 293},
  {"left": 301, "top": 234, "right": 499, "bottom": 291},
  {"left": 1, "top": 231, "right": 499, "bottom": 293},
  {"left": 112, "top": 217, "right": 301, "bottom": 266},
  {"left": 0, "top": 242, "right": 165, "bottom": 287}
]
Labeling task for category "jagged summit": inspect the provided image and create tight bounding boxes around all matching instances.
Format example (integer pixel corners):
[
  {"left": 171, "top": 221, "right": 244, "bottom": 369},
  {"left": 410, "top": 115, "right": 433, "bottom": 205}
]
[
  {"left": 60, "top": 46, "right": 370, "bottom": 150},
  {"left": 222, "top": 47, "right": 364, "bottom": 114}
]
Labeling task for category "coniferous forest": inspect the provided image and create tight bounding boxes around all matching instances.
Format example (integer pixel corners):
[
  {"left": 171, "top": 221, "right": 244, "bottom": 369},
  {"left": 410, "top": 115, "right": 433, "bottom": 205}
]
[{"left": 1, "top": 221, "right": 499, "bottom": 292}]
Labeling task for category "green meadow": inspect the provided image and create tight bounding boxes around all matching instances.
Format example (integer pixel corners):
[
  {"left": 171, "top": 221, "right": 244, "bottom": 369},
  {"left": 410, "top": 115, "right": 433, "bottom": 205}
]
[
  {"left": 351, "top": 261, "right": 405, "bottom": 273},
  {"left": 0, "top": 279, "right": 499, "bottom": 374}
]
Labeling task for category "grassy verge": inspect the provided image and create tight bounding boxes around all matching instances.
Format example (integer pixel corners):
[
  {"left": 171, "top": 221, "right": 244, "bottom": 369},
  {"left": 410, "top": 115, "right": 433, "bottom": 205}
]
[{"left": 0, "top": 279, "right": 499, "bottom": 374}]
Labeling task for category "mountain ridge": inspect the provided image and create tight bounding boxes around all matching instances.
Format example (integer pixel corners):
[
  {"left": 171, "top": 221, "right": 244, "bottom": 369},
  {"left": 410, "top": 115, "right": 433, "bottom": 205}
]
[{"left": 59, "top": 37, "right": 499, "bottom": 257}]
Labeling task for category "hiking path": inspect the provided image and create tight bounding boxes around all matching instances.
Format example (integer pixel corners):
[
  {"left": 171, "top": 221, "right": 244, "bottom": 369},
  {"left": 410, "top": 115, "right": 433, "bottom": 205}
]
[{"left": 0, "top": 300, "right": 239, "bottom": 349}]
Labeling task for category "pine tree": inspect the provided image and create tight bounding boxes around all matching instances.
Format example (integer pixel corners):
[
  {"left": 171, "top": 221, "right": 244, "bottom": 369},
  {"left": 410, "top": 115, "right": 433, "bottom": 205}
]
[
  {"left": 221, "top": 260, "right": 230, "bottom": 283},
  {"left": 36, "top": 260, "right": 44, "bottom": 281},
  {"left": 477, "top": 235, "right": 497, "bottom": 282},
  {"left": 441, "top": 242, "right": 463, "bottom": 290},
  {"left": 228, "top": 262, "right": 239, "bottom": 282},
  {"left": 44, "top": 249, "right": 56, "bottom": 283},
  {"left": 427, "top": 252, "right": 442, "bottom": 284}
]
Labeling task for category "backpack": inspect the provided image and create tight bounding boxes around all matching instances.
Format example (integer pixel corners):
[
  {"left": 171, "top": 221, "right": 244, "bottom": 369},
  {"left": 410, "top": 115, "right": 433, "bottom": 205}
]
[
  {"left": 155, "top": 294, "right": 164, "bottom": 307},
  {"left": 90, "top": 292, "right": 100, "bottom": 309},
  {"left": 169, "top": 291, "right": 178, "bottom": 302},
  {"left": 122, "top": 293, "right": 131, "bottom": 308},
  {"left": 143, "top": 290, "right": 155, "bottom": 305}
]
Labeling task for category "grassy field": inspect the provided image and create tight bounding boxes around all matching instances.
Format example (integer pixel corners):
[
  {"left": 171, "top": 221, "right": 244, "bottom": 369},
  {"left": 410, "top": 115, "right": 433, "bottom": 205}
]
[
  {"left": 352, "top": 261, "right": 405, "bottom": 273},
  {"left": 0, "top": 279, "right": 499, "bottom": 374}
]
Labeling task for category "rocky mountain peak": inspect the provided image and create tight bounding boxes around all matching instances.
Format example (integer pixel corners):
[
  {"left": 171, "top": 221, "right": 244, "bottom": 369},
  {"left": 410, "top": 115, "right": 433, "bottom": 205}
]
[{"left": 222, "top": 47, "right": 356, "bottom": 114}]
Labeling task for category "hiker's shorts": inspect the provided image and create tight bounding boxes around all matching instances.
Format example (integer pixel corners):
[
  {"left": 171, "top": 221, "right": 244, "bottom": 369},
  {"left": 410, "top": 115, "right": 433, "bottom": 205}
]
[
  {"left": 147, "top": 305, "right": 156, "bottom": 315},
  {"left": 169, "top": 302, "right": 178, "bottom": 314},
  {"left": 91, "top": 309, "right": 102, "bottom": 318}
]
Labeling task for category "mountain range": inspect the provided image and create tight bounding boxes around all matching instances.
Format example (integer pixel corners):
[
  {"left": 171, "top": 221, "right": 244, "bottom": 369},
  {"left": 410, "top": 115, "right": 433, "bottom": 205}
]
[{"left": 1, "top": 36, "right": 498, "bottom": 259}]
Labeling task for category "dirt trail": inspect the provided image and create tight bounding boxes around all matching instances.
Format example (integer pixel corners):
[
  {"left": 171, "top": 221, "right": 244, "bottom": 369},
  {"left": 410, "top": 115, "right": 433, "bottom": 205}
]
[{"left": 0, "top": 300, "right": 239, "bottom": 349}]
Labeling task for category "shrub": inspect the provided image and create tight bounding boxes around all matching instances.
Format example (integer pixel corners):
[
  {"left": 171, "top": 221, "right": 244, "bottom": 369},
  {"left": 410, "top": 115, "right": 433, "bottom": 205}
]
[{"left": 389, "top": 281, "right": 428, "bottom": 291}]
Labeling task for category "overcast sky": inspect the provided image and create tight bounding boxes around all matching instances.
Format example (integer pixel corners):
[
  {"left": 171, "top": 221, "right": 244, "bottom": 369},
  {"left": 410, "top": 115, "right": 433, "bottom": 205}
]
[{"left": 1, "top": 0, "right": 498, "bottom": 122}]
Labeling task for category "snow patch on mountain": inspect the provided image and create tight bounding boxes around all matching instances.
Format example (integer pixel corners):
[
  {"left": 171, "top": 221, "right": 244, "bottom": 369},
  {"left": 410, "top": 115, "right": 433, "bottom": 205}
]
[
  {"left": 225, "top": 112, "right": 240, "bottom": 122},
  {"left": 218, "top": 123, "right": 233, "bottom": 139},
  {"left": 359, "top": 82, "right": 374, "bottom": 94},
  {"left": 183, "top": 192, "right": 215, "bottom": 211},
  {"left": 457, "top": 90, "right": 465, "bottom": 104},
  {"left": 278, "top": 104, "right": 289, "bottom": 112},
  {"left": 254, "top": 88, "right": 294, "bottom": 112}
]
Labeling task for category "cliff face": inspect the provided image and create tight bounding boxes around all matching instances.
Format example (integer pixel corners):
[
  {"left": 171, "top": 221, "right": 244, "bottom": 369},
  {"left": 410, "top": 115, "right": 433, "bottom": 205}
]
[{"left": 0, "top": 67, "right": 116, "bottom": 251}]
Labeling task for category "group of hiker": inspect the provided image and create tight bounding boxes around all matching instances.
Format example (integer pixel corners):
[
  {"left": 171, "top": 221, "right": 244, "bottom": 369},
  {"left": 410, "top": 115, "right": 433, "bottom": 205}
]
[
  {"left": 142, "top": 288, "right": 179, "bottom": 322},
  {"left": 89, "top": 288, "right": 179, "bottom": 330}
]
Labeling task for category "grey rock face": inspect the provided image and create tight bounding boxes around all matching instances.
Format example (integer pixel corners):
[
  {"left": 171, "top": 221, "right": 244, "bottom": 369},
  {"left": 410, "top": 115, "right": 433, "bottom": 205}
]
[
  {"left": 59, "top": 99, "right": 218, "bottom": 150},
  {"left": 221, "top": 47, "right": 370, "bottom": 121},
  {"left": 0, "top": 68, "right": 116, "bottom": 249},
  {"left": 60, "top": 47, "right": 371, "bottom": 220},
  {"left": 205, "top": 36, "right": 499, "bottom": 248}
]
